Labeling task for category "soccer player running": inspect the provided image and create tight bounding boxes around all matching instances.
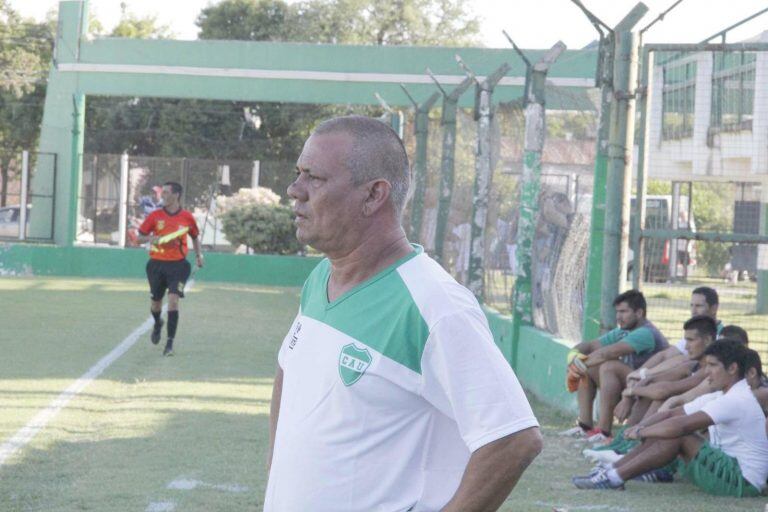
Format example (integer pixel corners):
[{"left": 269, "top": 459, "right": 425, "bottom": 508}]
[
  {"left": 265, "top": 116, "right": 542, "bottom": 512},
  {"left": 137, "top": 181, "right": 203, "bottom": 356}
]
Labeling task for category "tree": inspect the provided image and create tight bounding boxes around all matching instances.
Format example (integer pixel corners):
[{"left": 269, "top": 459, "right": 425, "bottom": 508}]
[
  {"left": 83, "top": 0, "right": 482, "bottom": 203},
  {"left": 0, "top": 0, "right": 53, "bottom": 206}
]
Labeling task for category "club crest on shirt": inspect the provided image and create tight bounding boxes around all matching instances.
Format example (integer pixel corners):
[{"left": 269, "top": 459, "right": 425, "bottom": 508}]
[
  {"left": 157, "top": 220, "right": 165, "bottom": 231},
  {"left": 338, "top": 343, "right": 372, "bottom": 386}
]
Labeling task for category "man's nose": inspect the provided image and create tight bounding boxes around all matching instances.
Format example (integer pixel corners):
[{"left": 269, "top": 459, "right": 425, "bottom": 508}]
[{"left": 287, "top": 178, "right": 305, "bottom": 201}]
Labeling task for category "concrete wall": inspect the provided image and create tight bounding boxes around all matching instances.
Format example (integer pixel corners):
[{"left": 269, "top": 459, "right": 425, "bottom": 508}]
[{"left": 0, "top": 244, "right": 321, "bottom": 287}]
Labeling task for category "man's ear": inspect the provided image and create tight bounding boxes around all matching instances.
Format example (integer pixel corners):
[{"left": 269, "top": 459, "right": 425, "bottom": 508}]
[
  {"left": 362, "top": 179, "right": 392, "bottom": 217},
  {"left": 726, "top": 361, "right": 739, "bottom": 377}
]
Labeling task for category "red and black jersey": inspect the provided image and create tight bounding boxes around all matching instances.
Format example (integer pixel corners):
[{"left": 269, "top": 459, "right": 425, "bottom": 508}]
[{"left": 139, "top": 207, "right": 199, "bottom": 261}]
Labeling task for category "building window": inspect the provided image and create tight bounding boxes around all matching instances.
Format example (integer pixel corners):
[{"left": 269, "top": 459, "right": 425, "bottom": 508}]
[
  {"left": 710, "top": 51, "right": 756, "bottom": 132},
  {"left": 661, "top": 60, "right": 696, "bottom": 140}
]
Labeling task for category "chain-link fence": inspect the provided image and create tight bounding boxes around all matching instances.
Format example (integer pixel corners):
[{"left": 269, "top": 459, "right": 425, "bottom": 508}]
[
  {"left": 0, "top": 152, "right": 56, "bottom": 242},
  {"left": 636, "top": 44, "right": 768, "bottom": 367},
  {"left": 399, "top": 78, "right": 600, "bottom": 345},
  {"left": 78, "top": 153, "right": 295, "bottom": 249}
]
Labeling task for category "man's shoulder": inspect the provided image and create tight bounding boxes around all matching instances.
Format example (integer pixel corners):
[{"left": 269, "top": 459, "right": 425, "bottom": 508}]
[
  {"left": 396, "top": 253, "right": 480, "bottom": 326},
  {"left": 632, "top": 321, "right": 667, "bottom": 343}
]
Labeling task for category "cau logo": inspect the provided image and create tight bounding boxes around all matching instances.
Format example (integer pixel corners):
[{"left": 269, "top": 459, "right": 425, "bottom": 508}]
[{"left": 338, "top": 344, "right": 372, "bottom": 386}]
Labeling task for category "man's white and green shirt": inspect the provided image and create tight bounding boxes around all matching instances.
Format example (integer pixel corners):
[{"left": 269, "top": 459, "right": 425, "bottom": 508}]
[{"left": 264, "top": 246, "right": 539, "bottom": 512}]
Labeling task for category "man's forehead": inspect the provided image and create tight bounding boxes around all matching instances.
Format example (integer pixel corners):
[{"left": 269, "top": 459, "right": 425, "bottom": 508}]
[
  {"left": 298, "top": 132, "right": 353, "bottom": 168},
  {"left": 691, "top": 293, "right": 707, "bottom": 304}
]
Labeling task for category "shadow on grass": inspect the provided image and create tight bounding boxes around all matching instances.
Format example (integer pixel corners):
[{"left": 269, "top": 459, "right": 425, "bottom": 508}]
[{"left": 0, "top": 409, "right": 270, "bottom": 512}]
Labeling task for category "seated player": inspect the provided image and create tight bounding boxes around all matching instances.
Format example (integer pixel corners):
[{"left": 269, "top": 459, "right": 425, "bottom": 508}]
[
  {"left": 562, "top": 290, "right": 668, "bottom": 442},
  {"left": 617, "top": 287, "right": 722, "bottom": 416},
  {"left": 718, "top": 324, "right": 748, "bottom": 343},
  {"left": 658, "top": 325, "right": 749, "bottom": 412},
  {"left": 620, "top": 316, "right": 717, "bottom": 420},
  {"left": 585, "top": 316, "right": 718, "bottom": 463},
  {"left": 572, "top": 341, "right": 768, "bottom": 497}
]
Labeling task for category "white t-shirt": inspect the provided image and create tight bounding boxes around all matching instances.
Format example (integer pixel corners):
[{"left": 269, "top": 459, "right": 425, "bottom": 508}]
[
  {"left": 684, "top": 380, "right": 768, "bottom": 490},
  {"left": 264, "top": 247, "right": 539, "bottom": 512}
]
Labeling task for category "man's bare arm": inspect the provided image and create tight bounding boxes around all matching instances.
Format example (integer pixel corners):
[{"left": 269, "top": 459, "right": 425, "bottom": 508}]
[
  {"left": 658, "top": 379, "right": 714, "bottom": 411},
  {"left": 573, "top": 339, "right": 602, "bottom": 356},
  {"left": 441, "top": 427, "right": 543, "bottom": 512},
  {"left": 191, "top": 237, "right": 204, "bottom": 267},
  {"left": 626, "top": 410, "right": 712, "bottom": 440},
  {"left": 630, "top": 370, "right": 706, "bottom": 401},
  {"left": 584, "top": 341, "right": 635, "bottom": 368},
  {"left": 267, "top": 366, "right": 284, "bottom": 473}
]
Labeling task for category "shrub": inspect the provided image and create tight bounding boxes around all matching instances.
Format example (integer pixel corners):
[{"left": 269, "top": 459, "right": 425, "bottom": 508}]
[{"left": 218, "top": 188, "right": 302, "bottom": 255}]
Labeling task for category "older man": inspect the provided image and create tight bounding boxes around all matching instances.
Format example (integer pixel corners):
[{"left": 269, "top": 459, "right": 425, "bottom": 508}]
[{"left": 264, "top": 116, "right": 542, "bottom": 512}]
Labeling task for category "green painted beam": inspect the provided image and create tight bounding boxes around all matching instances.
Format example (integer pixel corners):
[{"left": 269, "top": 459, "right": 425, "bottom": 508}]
[
  {"left": 37, "top": 0, "right": 598, "bottom": 247},
  {"left": 642, "top": 230, "right": 768, "bottom": 243}
]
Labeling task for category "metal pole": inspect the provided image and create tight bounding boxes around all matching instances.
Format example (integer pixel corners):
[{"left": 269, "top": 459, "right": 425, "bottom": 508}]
[
  {"left": 600, "top": 4, "right": 647, "bottom": 332},
  {"left": 401, "top": 85, "right": 440, "bottom": 242},
  {"left": 510, "top": 41, "right": 566, "bottom": 329},
  {"left": 583, "top": 34, "right": 615, "bottom": 341},
  {"left": 428, "top": 72, "right": 474, "bottom": 265},
  {"left": 669, "top": 181, "right": 681, "bottom": 280},
  {"left": 251, "top": 160, "right": 260, "bottom": 188},
  {"left": 19, "top": 151, "right": 29, "bottom": 241},
  {"left": 459, "top": 59, "right": 511, "bottom": 300},
  {"left": 68, "top": 93, "right": 86, "bottom": 245},
  {"left": 632, "top": 48, "right": 654, "bottom": 289},
  {"left": 118, "top": 152, "right": 129, "bottom": 248},
  {"left": 757, "top": 181, "right": 768, "bottom": 313}
]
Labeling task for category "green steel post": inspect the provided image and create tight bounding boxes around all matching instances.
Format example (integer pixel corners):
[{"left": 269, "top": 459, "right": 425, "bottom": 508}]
[
  {"left": 431, "top": 76, "right": 473, "bottom": 264},
  {"left": 510, "top": 42, "right": 566, "bottom": 367},
  {"left": 68, "top": 93, "right": 86, "bottom": 245},
  {"left": 467, "top": 63, "right": 511, "bottom": 300},
  {"left": 512, "top": 42, "right": 567, "bottom": 323},
  {"left": 758, "top": 185, "right": 768, "bottom": 313},
  {"left": 599, "top": 4, "right": 646, "bottom": 332},
  {"left": 33, "top": 0, "right": 89, "bottom": 245},
  {"left": 632, "top": 48, "right": 654, "bottom": 290},
  {"left": 401, "top": 86, "right": 440, "bottom": 242},
  {"left": 582, "top": 35, "right": 614, "bottom": 341}
]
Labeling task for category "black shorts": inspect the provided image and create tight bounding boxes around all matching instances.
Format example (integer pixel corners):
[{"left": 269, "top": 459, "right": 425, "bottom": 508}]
[{"left": 146, "top": 259, "right": 191, "bottom": 301}]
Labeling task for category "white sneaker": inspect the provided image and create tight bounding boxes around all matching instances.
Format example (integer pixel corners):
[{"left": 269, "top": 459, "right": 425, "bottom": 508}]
[
  {"left": 583, "top": 448, "right": 624, "bottom": 464},
  {"left": 558, "top": 426, "right": 587, "bottom": 438},
  {"left": 586, "top": 431, "right": 611, "bottom": 444}
]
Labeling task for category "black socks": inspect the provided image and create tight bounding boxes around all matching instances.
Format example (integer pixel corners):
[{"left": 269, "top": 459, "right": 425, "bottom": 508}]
[
  {"left": 152, "top": 310, "right": 161, "bottom": 324},
  {"left": 167, "top": 310, "right": 179, "bottom": 341}
]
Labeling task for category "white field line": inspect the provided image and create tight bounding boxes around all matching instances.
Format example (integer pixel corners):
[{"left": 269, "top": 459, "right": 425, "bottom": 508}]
[
  {"left": 167, "top": 477, "right": 249, "bottom": 493},
  {"left": 145, "top": 502, "right": 176, "bottom": 512},
  {"left": 0, "top": 280, "right": 195, "bottom": 466}
]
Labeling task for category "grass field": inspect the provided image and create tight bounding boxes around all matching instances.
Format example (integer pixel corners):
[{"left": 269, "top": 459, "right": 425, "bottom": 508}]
[{"left": 0, "top": 276, "right": 765, "bottom": 511}]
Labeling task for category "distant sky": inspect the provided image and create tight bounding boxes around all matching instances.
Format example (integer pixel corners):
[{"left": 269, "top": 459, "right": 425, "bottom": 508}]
[{"left": 9, "top": 0, "right": 768, "bottom": 48}]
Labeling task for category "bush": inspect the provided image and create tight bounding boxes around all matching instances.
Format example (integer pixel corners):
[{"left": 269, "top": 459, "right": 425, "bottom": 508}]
[{"left": 218, "top": 188, "right": 302, "bottom": 255}]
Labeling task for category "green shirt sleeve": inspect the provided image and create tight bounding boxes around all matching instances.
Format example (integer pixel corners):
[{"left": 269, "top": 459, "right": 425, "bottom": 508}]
[
  {"left": 622, "top": 327, "right": 655, "bottom": 354},
  {"left": 598, "top": 328, "right": 623, "bottom": 346}
]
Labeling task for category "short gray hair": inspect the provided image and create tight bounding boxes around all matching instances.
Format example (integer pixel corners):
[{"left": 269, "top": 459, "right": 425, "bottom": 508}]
[{"left": 313, "top": 115, "right": 410, "bottom": 215}]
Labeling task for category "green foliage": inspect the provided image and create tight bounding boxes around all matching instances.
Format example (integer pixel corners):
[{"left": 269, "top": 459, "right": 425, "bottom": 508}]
[
  {"left": 111, "top": 13, "right": 172, "bottom": 39},
  {"left": 692, "top": 182, "right": 733, "bottom": 276},
  {"left": 85, "top": 0, "right": 481, "bottom": 167},
  {"left": 218, "top": 188, "right": 302, "bottom": 254},
  {"left": 0, "top": 1, "right": 54, "bottom": 205}
]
